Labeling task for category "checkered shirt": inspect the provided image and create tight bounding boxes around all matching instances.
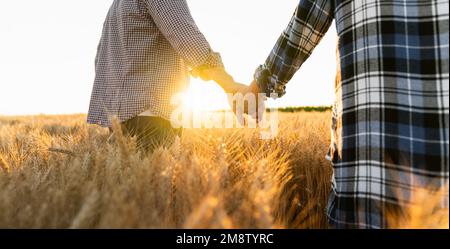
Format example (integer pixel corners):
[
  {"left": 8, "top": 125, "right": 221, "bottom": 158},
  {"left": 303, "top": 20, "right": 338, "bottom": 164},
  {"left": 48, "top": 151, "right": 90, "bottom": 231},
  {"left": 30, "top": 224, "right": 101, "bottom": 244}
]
[
  {"left": 255, "top": 0, "right": 449, "bottom": 228},
  {"left": 88, "top": 0, "right": 223, "bottom": 127}
]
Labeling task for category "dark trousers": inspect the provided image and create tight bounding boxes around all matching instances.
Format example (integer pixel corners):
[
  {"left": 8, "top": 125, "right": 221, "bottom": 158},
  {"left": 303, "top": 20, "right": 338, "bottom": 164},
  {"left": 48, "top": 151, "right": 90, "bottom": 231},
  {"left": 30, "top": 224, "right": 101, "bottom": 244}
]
[{"left": 120, "top": 116, "right": 182, "bottom": 153}]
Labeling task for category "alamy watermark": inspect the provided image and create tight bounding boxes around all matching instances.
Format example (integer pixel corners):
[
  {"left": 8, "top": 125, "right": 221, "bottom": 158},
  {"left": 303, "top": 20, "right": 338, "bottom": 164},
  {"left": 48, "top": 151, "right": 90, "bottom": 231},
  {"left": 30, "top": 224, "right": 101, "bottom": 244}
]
[{"left": 170, "top": 93, "right": 280, "bottom": 140}]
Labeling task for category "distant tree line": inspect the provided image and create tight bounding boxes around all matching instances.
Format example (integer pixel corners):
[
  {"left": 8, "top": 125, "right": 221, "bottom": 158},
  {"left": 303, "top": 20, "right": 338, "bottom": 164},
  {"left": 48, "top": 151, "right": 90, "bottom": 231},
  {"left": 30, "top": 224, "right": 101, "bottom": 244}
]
[{"left": 268, "top": 106, "right": 332, "bottom": 113}]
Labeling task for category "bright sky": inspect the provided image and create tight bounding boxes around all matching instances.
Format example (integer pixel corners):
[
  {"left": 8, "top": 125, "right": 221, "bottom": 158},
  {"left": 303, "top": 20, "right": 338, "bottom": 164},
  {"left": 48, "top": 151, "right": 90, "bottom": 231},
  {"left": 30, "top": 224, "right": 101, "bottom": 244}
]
[{"left": 0, "top": 0, "right": 337, "bottom": 115}]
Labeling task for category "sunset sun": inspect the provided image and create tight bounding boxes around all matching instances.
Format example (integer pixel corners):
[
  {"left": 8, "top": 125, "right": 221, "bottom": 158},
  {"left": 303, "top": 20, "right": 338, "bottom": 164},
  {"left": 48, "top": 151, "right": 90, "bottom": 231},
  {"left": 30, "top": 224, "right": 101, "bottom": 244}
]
[{"left": 181, "top": 78, "right": 231, "bottom": 113}]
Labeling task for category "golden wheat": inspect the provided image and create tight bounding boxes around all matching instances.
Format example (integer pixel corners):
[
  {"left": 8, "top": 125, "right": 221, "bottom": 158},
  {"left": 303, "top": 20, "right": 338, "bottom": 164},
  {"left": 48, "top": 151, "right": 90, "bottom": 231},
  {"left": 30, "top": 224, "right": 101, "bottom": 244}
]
[{"left": 0, "top": 112, "right": 447, "bottom": 229}]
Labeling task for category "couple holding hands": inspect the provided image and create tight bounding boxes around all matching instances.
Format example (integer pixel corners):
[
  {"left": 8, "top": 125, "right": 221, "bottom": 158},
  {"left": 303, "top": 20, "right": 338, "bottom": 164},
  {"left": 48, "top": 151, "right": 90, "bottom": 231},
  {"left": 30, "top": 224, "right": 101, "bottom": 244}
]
[{"left": 88, "top": 0, "right": 449, "bottom": 229}]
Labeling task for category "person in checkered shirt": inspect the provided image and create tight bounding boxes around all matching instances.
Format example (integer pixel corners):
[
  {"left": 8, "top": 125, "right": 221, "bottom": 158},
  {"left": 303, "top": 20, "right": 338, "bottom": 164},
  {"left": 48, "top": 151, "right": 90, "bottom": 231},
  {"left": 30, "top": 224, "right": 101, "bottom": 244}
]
[
  {"left": 253, "top": 0, "right": 449, "bottom": 228},
  {"left": 87, "top": 0, "right": 249, "bottom": 151}
]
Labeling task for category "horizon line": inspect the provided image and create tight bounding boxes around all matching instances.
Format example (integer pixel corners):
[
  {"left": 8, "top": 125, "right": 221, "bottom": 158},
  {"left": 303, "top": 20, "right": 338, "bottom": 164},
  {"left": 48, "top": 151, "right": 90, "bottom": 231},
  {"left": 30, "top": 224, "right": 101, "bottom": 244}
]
[{"left": 0, "top": 105, "right": 333, "bottom": 117}]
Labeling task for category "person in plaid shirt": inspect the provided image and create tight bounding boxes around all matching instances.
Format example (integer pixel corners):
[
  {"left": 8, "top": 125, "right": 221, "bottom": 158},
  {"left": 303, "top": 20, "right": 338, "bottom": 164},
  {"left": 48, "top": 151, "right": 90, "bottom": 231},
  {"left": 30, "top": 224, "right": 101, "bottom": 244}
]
[
  {"left": 253, "top": 0, "right": 449, "bottom": 228},
  {"left": 87, "top": 0, "right": 246, "bottom": 151}
]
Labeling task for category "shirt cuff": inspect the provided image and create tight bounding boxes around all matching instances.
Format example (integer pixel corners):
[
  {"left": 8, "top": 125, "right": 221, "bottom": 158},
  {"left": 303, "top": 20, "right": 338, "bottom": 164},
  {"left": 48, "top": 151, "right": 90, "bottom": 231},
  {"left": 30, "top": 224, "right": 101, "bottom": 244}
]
[
  {"left": 193, "top": 50, "right": 224, "bottom": 71},
  {"left": 254, "top": 65, "right": 287, "bottom": 98}
]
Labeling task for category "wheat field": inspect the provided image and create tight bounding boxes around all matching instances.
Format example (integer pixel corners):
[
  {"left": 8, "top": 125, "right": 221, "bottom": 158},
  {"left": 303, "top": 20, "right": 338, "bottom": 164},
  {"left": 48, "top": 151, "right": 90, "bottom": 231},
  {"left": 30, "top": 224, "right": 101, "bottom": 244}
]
[{"left": 0, "top": 112, "right": 447, "bottom": 229}]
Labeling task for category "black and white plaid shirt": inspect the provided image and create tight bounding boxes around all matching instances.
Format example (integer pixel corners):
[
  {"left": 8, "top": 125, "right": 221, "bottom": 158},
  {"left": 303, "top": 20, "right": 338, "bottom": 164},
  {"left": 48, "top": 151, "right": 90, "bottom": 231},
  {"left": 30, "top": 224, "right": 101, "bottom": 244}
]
[
  {"left": 88, "top": 0, "right": 223, "bottom": 127},
  {"left": 255, "top": 0, "right": 449, "bottom": 228}
]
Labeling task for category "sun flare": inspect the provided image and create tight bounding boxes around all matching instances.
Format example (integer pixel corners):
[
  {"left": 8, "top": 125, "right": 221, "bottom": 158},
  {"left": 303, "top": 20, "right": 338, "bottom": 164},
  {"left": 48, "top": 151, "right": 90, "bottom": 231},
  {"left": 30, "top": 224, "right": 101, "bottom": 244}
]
[{"left": 181, "top": 78, "right": 230, "bottom": 113}]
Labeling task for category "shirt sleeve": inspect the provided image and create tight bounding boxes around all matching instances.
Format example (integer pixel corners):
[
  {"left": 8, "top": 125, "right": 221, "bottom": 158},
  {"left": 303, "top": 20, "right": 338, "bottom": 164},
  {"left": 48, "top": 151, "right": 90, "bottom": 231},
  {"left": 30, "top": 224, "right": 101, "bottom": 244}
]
[
  {"left": 255, "top": 0, "right": 334, "bottom": 98},
  {"left": 144, "top": 0, "right": 223, "bottom": 69}
]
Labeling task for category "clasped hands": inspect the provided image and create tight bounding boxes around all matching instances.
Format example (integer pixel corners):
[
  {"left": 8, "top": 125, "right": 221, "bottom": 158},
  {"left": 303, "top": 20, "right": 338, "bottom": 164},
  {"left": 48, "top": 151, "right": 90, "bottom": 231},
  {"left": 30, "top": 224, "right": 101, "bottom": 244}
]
[{"left": 191, "top": 66, "right": 265, "bottom": 122}]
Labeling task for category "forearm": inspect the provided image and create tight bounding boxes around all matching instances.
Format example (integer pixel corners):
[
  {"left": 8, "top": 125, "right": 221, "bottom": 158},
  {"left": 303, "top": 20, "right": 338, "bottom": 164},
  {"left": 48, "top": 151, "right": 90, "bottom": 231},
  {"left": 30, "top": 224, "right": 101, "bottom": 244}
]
[
  {"left": 192, "top": 65, "right": 236, "bottom": 92},
  {"left": 255, "top": 0, "right": 334, "bottom": 98}
]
